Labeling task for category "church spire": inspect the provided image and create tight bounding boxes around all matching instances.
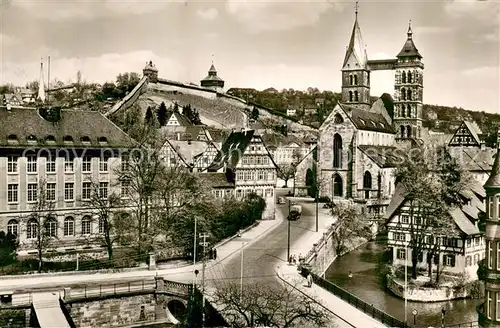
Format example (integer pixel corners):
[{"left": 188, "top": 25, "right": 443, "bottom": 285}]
[
  {"left": 407, "top": 20, "right": 413, "bottom": 39},
  {"left": 342, "top": 1, "right": 367, "bottom": 69},
  {"left": 37, "top": 58, "right": 46, "bottom": 103}
]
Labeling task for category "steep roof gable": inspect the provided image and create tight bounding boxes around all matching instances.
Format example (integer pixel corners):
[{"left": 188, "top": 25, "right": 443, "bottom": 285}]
[
  {"left": 449, "top": 120, "right": 482, "bottom": 147},
  {"left": 342, "top": 17, "right": 368, "bottom": 70}
]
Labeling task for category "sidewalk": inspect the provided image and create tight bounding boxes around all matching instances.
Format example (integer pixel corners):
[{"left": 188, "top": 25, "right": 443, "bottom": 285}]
[
  {"left": 0, "top": 217, "right": 283, "bottom": 293},
  {"left": 277, "top": 264, "right": 386, "bottom": 328}
]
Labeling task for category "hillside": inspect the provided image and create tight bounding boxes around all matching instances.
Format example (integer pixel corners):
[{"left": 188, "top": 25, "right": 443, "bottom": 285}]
[{"left": 229, "top": 88, "right": 500, "bottom": 146}]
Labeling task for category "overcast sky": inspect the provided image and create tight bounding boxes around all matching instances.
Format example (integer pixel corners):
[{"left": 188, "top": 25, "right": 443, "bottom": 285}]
[{"left": 0, "top": 0, "right": 498, "bottom": 113}]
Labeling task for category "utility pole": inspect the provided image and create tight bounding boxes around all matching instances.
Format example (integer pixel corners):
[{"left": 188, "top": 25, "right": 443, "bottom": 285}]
[
  {"left": 287, "top": 199, "right": 291, "bottom": 262},
  {"left": 315, "top": 184, "right": 319, "bottom": 232},
  {"left": 193, "top": 217, "right": 197, "bottom": 266},
  {"left": 240, "top": 241, "right": 244, "bottom": 303},
  {"left": 200, "top": 232, "right": 209, "bottom": 328}
]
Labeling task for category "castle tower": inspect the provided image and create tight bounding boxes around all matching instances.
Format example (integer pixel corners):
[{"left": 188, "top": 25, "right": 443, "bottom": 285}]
[
  {"left": 200, "top": 60, "right": 225, "bottom": 93},
  {"left": 479, "top": 131, "right": 500, "bottom": 327},
  {"left": 393, "top": 22, "right": 424, "bottom": 140},
  {"left": 143, "top": 60, "right": 158, "bottom": 83},
  {"left": 341, "top": 3, "right": 370, "bottom": 110}
]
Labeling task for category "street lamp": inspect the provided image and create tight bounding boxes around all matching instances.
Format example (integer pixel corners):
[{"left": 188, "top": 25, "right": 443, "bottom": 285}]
[
  {"left": 404, "top": 241, "right": 408, "bottom": 325},
  {"left": 412, "top": 309, "right": 417, "bottom": 327},
  {"left": 287, "top": 199, "right": 291, "bottom": 262}
]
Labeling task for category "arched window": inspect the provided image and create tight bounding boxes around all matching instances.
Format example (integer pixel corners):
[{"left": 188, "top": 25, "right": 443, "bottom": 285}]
[
  {"left": 333, "top": 174, "right": 343, "bottom": 197},
  {"left": 349, "top": 75, "right": 353, "bottom": 85},
  {"left": 401, "top": 88, "right": 406, "bottom": 101},
  {"left": 81, "top": 216, "right": 92, "bottom": 235},
  {"left": 408, "top": 89, "right": 412, "bottom": 101},
  {"left": 46, "top": 217, "right": 57, "bottom": 237},
  {"left": 407, "top": 105, "right": 412, "bottom": 118},
  {"left": 407, "top": 125, "right": 412, "bottom": 138},
  {"left": 363, "top": 171, "right": 372, "bottom": 199},
  {"left": 7, "top": 219, "right": 18, "bottom": 235},
  {"left": 333, "top": 134, "right": 343, "bottom": 168},
  {"left": 349, "top": 91, "right": 353, "bottom": 102},
  {"left": 354, "top": 74, "right": 358, "bottom": 85},
  {"left": 334, "top": 114, "right": 344, "bottom": 124},
  {"left": 27, "top": 218, "right": 38, "bottom": 239},
  {"left": 354, "top": 91, "right": 359, "bottom": 102},
  {"left": 402, "top": 71, "right": 407, "bottom": 83},
  {"left": 400, "top": 126, "right": 405, "bottom": 138},
  {"left": 408, "top": 71, "right": 413, "bottom": 83},
  {"left": 64, "top": 217, "right": 75, "bottom": 236},
  {"left": 401, "top": 104, "right": 406, "bottom": 117}
]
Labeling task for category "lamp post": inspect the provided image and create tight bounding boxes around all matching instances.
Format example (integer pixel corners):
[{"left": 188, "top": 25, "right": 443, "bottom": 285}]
[
  {"left": 441, "top": 308, "right": 446, "bottom": 328},
  {"left": 240, "top": 241, "right": 244, "bottom": 304},
  {"left": 412, "top": 309, "right": 418, "bottom": 327},
  {"left": 315, "top": 184, "right": 319, "bottom": 232},
  {"left": 404, "top": 241, "right": 408, "bottom": 325},
  {"left": 287, "top": 199, "right": 291, "bottom": 262}
]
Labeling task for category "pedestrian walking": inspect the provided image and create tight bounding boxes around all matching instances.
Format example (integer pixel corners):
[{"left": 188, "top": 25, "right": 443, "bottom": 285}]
[
  {"left": 213, "top": 248, "right": 217, "bottom": 260},
  {"left": 307, "top": 273, "right": 313, "bottom": 287},
  {"left": 289, "top": 255, "right": 293, "bottom": 264},
  {"left": 293, "top": 254, "right": 297, "bottom": 265}
]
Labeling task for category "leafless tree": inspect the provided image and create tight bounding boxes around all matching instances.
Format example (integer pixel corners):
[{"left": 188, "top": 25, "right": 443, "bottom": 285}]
[
  {"left": 277, "top": 148, "right": 303, "bottom": 187},
  {"left": 22, "top": 180, "right": 56, "bottom": 273},
  {"left": 210, "top": 280, "right": 330, "bottom": 328},
  {"left": 330, "top": 201, "right": 373, "bottom": 255},
  {"left": 81, "top": 179, "right": 130, "bottom": 264}
]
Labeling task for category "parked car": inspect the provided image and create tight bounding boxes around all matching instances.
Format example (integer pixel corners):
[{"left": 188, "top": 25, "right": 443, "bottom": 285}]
[{"left": 277, "top": 196, "right": 286, "bottom": 204}]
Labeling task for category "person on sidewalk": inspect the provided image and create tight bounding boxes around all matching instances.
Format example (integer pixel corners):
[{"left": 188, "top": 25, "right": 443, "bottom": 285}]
[
  {"left": 212, "top": 248, "right": 217, "bottom": 260},
  {"left": 293, "top": 254, "right": 297, "bottom": 265},
  {"left": 307, "top": 273, "right": 313, "bottom": 287}
]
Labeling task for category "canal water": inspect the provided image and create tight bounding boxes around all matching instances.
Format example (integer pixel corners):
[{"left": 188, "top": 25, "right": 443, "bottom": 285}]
[{"left": 325, "top": 241, "right": 481, "bottom": 327}]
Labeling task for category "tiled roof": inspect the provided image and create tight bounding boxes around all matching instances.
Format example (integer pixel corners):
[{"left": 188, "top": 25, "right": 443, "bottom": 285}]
[
  {"left": 448, "top": 147, "right": 495, "bottom": 172},
  {"left": 379, "top": 93, "right": 394, "bottom": 119},
  {"left": 201, "top": 75, "right": 224, "bottom": 82},
  {"left": 0, "top": 106, "right": 135, "bottom": 148},
  {"left": 358, "top": 145, "right": 403, "bottom": 168},
  {"left": 485, "top": 147, "right": 500, "bottom": 188},
  {"left": 340, "top": 103, "right": 395, "bottom": 134},
  {"left": 463, "top": 121, "right": 482, "bottom": 143},
  {"left": 168, "top": 140, "right": 210, "bottom": 165},
  {"left": 208, "top": 129, "right": 255, "bottom": 171},
  {"left": 397, "top": 27, "right": 422, "bottom": 59},
  {"left": 206, "top": 129, "right": 230, "bottom": 143},
  {"left": 385, "top": 183, "right": 482, "bottom": 236},
  {"left": 168, "top": 112, "right": 193, "bottom": 127},
  {"left": 199, "top": 172, "right": 234, "bottom": 188}
]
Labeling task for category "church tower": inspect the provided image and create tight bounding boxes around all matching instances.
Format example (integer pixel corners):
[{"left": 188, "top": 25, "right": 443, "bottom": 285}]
[
  {"left": 479, "top": 131, "right": 500, "bottom": 327},
  {"left": 393, "top": 22, "right": 424, "bottom": 140},
  {"left": 341, "top": 3, "right": 370, "bottom": 110}
]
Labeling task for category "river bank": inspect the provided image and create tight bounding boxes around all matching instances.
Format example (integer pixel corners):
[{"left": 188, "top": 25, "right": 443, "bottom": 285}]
[{"left": 325, "top": 241, "right": 480, "bottom": 327}]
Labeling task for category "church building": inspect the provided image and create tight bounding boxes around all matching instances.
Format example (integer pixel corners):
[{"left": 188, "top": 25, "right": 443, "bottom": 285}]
[{"left": 318, "top": 7, "right": 424, "bottom": 202}]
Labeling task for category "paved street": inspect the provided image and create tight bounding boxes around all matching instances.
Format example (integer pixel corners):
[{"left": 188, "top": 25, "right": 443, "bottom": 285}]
[{"left": 208, "top": 189, "right": 334, "bottom": 285}]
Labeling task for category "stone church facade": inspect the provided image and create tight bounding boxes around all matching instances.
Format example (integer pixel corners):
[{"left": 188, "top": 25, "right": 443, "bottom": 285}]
[{"left": 318, "top": 10, "right": 424, "bottom": 202}]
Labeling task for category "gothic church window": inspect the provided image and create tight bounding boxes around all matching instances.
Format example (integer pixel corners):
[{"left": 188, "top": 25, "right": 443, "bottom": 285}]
[
  {"left": 401, "top": 88, "right": 406, "bottom": 101},
  {"left": 349, "top": 75, "right": 353, "bottom": 85},
  {"left": 408, "top": 105, "right": 412, "bottom": 117},
  {"left": 401, "top": 104, "right": 406, "bottom": 117},
  {"left": 334, "top": 114, "right": 344, "bottom": 124},
  {"left": 402, "top": 71, "right": 407, "bottom": 83},
  {"left": 354, "top": 74, "right": 358, "bottom": 85},
  {"left": 400, "top": 126, "right": 405, "bottom": 138},
  {"left": 408, "top": 89, "right": 412, "bottom": 101},
  {"left": 363, "top": 171, "right": 372, "bottom": 199},
  {"left": 333, "top": 134, "right": 343, "bottom": 168},
  {"left": 349, "top": 91, "right": 353, "bottom": 102},
  {"left": 354, "top": 91, "right": 359, "bottom": 101},
  {"left": 408, "top": 71, "right": 413, "bottom": 83},
  {"left": 407, "top": 125, "right": 412, "bottom": 138},
  {"left": 333, "top": 174, "right": 343, "bottom": 197}
]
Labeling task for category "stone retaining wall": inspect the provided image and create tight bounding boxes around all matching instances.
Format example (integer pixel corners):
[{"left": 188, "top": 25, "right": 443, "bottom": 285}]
[{"left": 386, "top": 275, "right": 470, "bottom": 302}]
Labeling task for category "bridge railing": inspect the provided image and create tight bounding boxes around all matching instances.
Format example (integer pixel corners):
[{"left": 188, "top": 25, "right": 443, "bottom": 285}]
[
  {"left": 444, "top": 322, "right": 479, "bottom": 328},
  {"left": 63, "top": 279, "right": 156, "bottom": 301},
  {"left": 309, "top": 272, "right": 407, "bottom": 328}
]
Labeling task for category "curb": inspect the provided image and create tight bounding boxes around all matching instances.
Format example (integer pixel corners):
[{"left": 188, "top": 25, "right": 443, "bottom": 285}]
[
  {"left": 212, "top": 221, "right": 261, "bottom": 250},
  {"left": 210, "top": 215, "right": 285, "bottom": 266}
]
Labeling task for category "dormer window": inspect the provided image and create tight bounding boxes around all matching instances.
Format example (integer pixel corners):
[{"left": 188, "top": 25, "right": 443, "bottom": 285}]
[
  {"left": 7, "top": 134, "right": 18, "bottom": 143},
  {"left": 27, "top": 135, "right": 37, "bottom": 144},
  {"left": 45, "top": 135, "right": 56, "bottom": 144},
  {"left": 81, "top": 136, "right": 91, "bottom": 144},
  {"left": 63, "top": 136, "right": 74, "bottom": 143},
  {"left": 359, "top": 119, "right": 365, "bottom": 125},
  {"left": 98, "top": 137, "right": 108, "bottom": 144}
]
